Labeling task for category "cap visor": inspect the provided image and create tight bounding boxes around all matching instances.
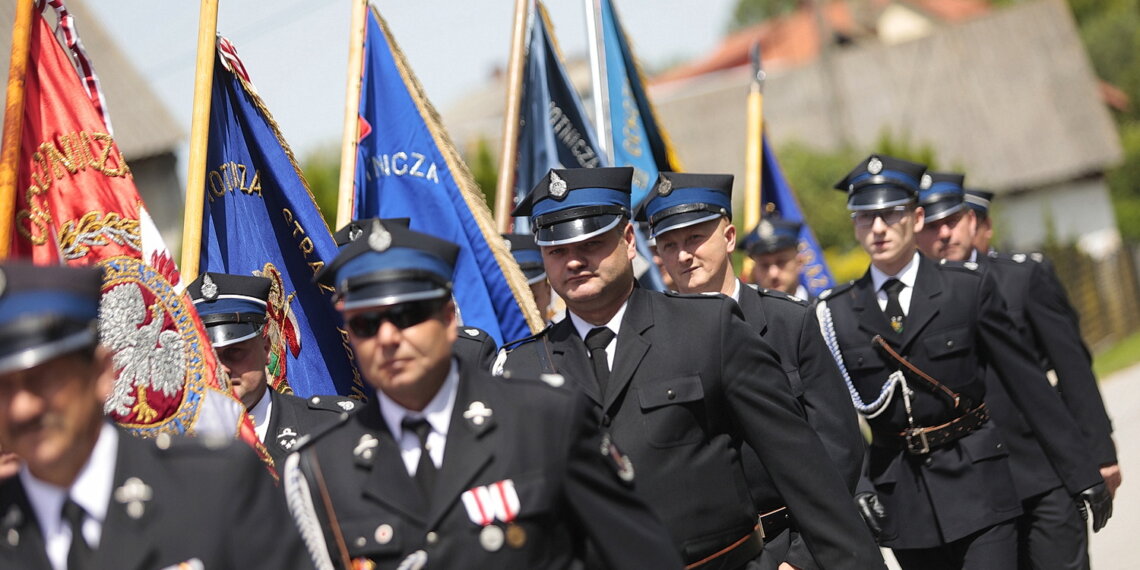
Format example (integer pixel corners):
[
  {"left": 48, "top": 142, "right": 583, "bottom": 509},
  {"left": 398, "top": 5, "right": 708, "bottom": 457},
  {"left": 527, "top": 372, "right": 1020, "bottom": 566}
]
[
  {"left": 847, "top": 186, "right": 916, "bottom": 211},
  {"left": 921, "top": 201, "right": 966, "bottom": 223},
  {"left": 535, "top": 215, "right": 623, "bottom": 247},
  {"left": 342, "top": 281, "right": 449, "bottom": 311},
  {"left": 649, "top": 211, "right": 722, "bottom": 239},
  {"left": 0, "top": 329, "right": 96, "bottom": 375},
  {"left": 206, "top": 323, "right": 262, "bottom": 348}
]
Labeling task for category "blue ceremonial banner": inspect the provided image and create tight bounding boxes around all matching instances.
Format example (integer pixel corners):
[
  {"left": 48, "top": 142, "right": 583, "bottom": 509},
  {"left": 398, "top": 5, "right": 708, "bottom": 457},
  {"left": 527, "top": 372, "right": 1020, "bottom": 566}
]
[
  {"left": 761, "top": 135, "right": 835, "bottom": 295},
  {"left": 599, "top": 0, "right": 680, "bottom": 206},
  {"left": 199, "top": 39, "right": 365, "bottom": 400},
  {"left": 516, "top": 5, "right": 606, "bottom": 233},
  {"left": 516, "top": 4, "right": 665, "bottom": 290},
  {"left": 353, "top": 9, "right": 538, "bottom": 345}
]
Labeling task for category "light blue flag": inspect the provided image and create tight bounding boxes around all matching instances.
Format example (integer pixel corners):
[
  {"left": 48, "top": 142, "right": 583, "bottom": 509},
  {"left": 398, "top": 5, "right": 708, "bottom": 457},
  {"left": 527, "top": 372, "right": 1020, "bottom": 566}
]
[
  {"left": 599, "top": 0, "right": 680, "bottom": 205},
  {"left": 761, "top": 135, "right": 835, "bottom": 295},
  {"left": 353, "top": 9, "right": 536, "bottom": 346},
  {"left": 200, "top": 40, "right": 365, "bottom": 400}
]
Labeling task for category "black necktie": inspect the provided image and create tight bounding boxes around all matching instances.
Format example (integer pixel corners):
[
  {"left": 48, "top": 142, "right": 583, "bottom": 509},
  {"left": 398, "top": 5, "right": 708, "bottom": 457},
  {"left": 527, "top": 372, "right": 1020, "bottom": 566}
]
[
  {"left": 62, "top": 498, "right": 92, "bottom": 570},
  {"left": 401, "top": 417, "right": 437, "bottom": 499},
  {"left": 585, "top": 327, "right": 616, "bottom": 394},
  {"left": 882, "top": 278, "right": 906, "bottom": 334}
]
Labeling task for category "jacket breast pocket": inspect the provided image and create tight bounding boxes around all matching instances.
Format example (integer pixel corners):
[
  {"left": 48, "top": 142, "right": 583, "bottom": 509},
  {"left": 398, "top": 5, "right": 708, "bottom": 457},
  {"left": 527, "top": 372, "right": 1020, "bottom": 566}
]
[
  {"left": 923, "top": 326, "right": 971, "bottom": 359},
  {"left": 842, "top": 347, "right": 880, "bottom": 372},
  {"left": 637, "top": 374, "right": 705, "bottom": 448}
]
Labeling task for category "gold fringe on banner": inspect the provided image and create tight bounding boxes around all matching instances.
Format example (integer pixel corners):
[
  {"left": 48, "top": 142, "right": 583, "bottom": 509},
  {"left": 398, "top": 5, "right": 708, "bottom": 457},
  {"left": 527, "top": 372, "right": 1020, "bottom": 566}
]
[{"left": 373, "top": 7, "right": 544, "bottom": 334}]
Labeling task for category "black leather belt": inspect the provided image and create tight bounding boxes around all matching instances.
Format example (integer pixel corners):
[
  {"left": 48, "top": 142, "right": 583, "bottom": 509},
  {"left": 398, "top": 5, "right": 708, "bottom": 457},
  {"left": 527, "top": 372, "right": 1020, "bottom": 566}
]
[
  {"left": 873, "top": 403, "right": 990, "bottom": 455},
  {"left": 684, "top": 525, "right": 764, "bottom": 570},
  {"left": 759, "top": 507, "right": 791, "bottom": 539}
]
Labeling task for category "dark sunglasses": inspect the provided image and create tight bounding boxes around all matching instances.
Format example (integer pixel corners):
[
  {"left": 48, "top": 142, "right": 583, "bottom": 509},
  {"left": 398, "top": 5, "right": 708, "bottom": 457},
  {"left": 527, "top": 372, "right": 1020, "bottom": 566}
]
[{"left": 347, "top": 299, "right": 446, "bottom": 337}]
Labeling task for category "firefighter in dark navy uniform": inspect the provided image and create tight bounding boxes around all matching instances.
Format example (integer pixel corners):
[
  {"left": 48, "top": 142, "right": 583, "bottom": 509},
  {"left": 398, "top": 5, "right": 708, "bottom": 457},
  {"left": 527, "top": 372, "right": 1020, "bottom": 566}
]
[
  {"left": 188, "top": 272, "right": 357, "bottom": 468},
  {"left": 336, "top": 218, "right": 501, "bottom": 373},
  {"left": 286, "top": 221, "right": 680, "bottom": 569},
  {"left": 638, "top": 171, "right": 867, "bottom": 570},
  {"left": 917, "top": 174, "right": 1118, "bottom": 570},
  {"left": 504, "top": 233, "right": 554, "bottom": 323},
  {"left": 0, "top": 262, "right": 311, "bottom": 570},
  {"left": 500, "top": 167, "right": 883, "bottom": 570},
  {"left": 816, "top": 155, "right": 1110, "bottom": 569},
  {"left": 743, "top": 216, "right": 811, "bottom": 300}
]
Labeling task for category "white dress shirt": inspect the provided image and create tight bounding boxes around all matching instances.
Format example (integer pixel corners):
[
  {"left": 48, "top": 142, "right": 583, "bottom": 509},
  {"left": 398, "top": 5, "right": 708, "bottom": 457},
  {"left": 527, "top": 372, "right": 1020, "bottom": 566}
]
[
  {"left": 377, "top": 360, "right": 460, "bottom": 476},
  {"left": 568, "top": 300, "right": 629, "bottom": 370},
  {"left": 246, "top": 389, "right": 274, "bottom": 443},
  {"left": 869, "top": 251, "right": 921, "bottom": 316},
  {"left": 21, "top": 422, "right": 118, "bottom": 570}
]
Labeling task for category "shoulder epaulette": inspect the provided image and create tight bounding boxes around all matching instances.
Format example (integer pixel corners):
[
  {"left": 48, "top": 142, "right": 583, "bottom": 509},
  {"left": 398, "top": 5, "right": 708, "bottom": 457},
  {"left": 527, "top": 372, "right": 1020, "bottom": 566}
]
[
  {"left": 305, "top": 394, "right": 361, "bottom": 414},
  {"left": 458, "top": 326, "right": 490, "bottom": 341},
  {"left": 817, "top": 280, "right": 856, "bottom": 301},
  {"left": 151, "top": 432, "right": 236, "bottom": 454},
  {"left": 290, "top": 409, "right": 357, "bottom": 453},
  {"left": 938, "top": 258, "right": 982, "bottom": 272},
  {"left": 500, "top": 324, "right": 552, "bottom": 352},
  {"left": 757, "top": 287, "right": 808, "bottom": 306},
  {"left": 502, "top": 371, "right": 570, "bottom": 390}
]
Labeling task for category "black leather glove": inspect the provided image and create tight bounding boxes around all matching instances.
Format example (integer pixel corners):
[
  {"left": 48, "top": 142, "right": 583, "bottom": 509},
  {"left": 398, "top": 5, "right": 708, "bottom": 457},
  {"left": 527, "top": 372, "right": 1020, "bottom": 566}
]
[
  {"left": 854, "top": 492, "right": 886, "bottom": 541},
  {"left": 1077, "top": 482, "right": 1113, "bottom": 532}
]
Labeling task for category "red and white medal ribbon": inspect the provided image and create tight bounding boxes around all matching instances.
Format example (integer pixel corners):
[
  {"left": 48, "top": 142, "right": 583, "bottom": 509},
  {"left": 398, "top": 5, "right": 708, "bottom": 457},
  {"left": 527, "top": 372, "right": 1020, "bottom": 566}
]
[{"left": 461, "top": 479, "right": 519, "bottom": 526}]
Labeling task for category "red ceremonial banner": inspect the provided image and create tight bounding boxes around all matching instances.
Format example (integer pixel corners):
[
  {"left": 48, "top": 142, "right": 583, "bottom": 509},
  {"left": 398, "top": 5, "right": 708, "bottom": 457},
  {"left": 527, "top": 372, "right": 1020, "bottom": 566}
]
[{"left": 8, "top": 10, "right": 268, "bottom": 466}]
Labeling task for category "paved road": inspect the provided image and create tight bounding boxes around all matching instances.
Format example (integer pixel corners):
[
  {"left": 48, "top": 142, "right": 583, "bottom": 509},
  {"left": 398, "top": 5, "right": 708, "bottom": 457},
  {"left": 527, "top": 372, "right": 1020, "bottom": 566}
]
[
  {"left": 878, "top": 362, "right": 1140, "bottom": 569},
  {"left": 1088, "top": 362, "right": 1140, "bottom": 569}
]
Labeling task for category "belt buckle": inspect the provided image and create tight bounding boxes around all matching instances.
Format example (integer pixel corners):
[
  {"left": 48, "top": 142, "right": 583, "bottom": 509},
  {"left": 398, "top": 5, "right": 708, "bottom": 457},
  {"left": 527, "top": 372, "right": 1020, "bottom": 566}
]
[{"left": 904, "top": 428, "right": 930, "bottom": 455}]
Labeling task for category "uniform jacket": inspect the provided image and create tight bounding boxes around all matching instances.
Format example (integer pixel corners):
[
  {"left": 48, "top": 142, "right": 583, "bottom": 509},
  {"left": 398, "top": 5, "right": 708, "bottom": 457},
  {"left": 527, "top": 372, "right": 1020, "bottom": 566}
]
[
  {"left": 0, "top": 427, "right": 311, "bottom": 570},
  {"left": 265, "top": 389, "right": 359, "bottom": 468},
  {"left": 452, "top": 326, "right": 498, "bottom": 372},
  {"left": 737, "top": 283, "right": 864, "bottom": 570},
  {"left": 293, "top": 363, "right": 681, "bottom": 570},
  {"left": 979, "top": 251, "right": 1115, "bottom": 493},
  {"left": 821, "top": 254, "right": 1102, "bottom": 549},
  {"left": 503, "top": 287, "right": 883, "bottom": 570}
]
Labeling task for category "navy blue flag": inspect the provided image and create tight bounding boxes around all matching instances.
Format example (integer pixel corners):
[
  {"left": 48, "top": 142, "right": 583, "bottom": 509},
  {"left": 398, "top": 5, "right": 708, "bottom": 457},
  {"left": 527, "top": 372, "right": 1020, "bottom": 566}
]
[
  {"left": 517, "top": 4, "right": 665, "bottom": 290},
  {"left": 515, "top": 5, "right": 607, "bottom": 233},
  {"left": 353, "top": 9, "right": 540, "bottom": 346},
  {"left": 761, "top": 135, "right": 835, "bottom": 295},
  {"left": 200, "top": 39, "right": 365, "bottom": 400}
]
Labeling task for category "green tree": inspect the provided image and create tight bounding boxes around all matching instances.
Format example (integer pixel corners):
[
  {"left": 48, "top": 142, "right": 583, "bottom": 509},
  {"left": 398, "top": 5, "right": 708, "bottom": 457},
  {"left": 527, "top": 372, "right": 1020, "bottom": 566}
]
[
  {"left": 300, "top": 146, "right": 341, "bottom": 230},
  {"left": 466, "top": 138, "right": 499, "bottom": 210},
  {"left": 728, "top": 0, "right": 803, "bottom": 31},
  {"left": 763, "top": 141, "right": 861, "bottom": 252}
]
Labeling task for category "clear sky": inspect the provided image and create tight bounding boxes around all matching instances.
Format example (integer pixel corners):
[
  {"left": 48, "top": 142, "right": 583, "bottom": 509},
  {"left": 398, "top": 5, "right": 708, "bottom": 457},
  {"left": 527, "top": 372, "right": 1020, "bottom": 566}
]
[{"left": 84, "top": 0, "right": 737, "bottom": 158}]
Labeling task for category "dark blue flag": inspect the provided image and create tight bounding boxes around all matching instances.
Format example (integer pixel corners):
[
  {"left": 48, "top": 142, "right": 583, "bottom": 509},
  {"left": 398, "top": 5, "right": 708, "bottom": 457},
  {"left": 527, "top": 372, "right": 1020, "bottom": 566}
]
[
  {"left": 200, "top": 40, "right": 365, "bottom": 400},
  {"left": 354, "top": 9, "right": 539, "bottom": 346},
  {"left": 517, "top": 4, "right": 665, "bottom": 290},
  {"left": 762, "top": 135, "right": 835, "bottom": 295},
  {"left": 516, "top": 5, "right": 607, "bottom": 233}
]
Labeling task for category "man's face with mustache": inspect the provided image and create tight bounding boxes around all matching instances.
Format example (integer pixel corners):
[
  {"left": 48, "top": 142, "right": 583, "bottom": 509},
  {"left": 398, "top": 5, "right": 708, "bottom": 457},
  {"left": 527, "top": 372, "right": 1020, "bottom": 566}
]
[{"left": 0, "top": 349, "right": 109, "bottom": 485}]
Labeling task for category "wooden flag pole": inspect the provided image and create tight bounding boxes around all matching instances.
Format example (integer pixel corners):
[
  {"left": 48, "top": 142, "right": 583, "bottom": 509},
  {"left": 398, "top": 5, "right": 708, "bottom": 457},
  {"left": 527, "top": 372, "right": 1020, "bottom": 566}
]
[
  {"left": 493, "top": 0, "right": 530, "bottom": 233},
  {"left": 180, "top": 0, "right": 220, "bottom": 281},
  {"left": 335, "top": 0, "right": 369, "bottom": 230},
  {"left": 741, "top": 43, "right": 765, "bottom": 280},
  {"left": 0, "top": 0, "right": 37, "bottom": 260}
]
